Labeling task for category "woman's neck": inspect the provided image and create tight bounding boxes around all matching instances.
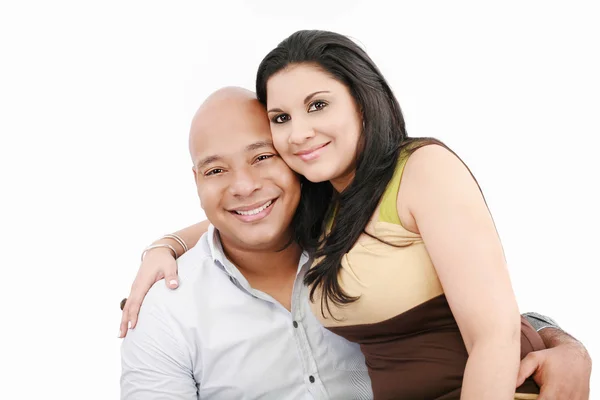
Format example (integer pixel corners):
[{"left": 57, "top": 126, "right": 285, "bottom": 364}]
[{"left": 330, "top": 169, "right": 355, "bottom": 192}]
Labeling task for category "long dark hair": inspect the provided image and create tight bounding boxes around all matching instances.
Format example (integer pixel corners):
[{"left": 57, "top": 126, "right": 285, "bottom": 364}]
[{"left": 256, "top": 30, "right": 440, "bottom": 317}]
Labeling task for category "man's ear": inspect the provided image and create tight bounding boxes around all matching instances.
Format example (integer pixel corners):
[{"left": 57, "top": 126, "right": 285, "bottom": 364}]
[{"left": 192, "top": 167, "right": 204, "bottom": 209}]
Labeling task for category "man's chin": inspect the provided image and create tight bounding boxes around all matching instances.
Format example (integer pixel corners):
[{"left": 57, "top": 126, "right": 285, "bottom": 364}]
[{"left": 222, "top": 227, "right": 289, "bottom": 251}]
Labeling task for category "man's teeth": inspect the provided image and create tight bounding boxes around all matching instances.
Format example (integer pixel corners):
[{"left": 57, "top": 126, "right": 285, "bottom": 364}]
[{"left": 235, "top": 200, "right": 273, "bottom": 216}]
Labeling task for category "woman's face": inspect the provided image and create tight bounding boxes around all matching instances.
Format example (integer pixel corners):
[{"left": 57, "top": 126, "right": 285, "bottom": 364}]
[{"left": 266, "top": 63, "right": 362, "bottom": 191}]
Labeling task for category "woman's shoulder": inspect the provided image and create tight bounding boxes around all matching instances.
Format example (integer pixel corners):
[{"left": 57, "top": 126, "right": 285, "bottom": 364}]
[
  {"left": 378, "top": 141, "right": 455, "bottom": 229},
  {"left": 393, "top": 139, "right": 461, "bottom": 193},
  {"left": 402, "top": 143, "right": 474, "bottom": 190},
  {"left": 396, "top": 142, "right": 479, "bottom": 230}
]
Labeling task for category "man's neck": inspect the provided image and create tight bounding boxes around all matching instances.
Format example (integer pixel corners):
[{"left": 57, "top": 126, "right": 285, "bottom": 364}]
[
  {"left": 219, "top": 232, "right": 302, "bottom": 310},
  {"left": 222, "top": 236, "right": 301, "bottom": 279}
]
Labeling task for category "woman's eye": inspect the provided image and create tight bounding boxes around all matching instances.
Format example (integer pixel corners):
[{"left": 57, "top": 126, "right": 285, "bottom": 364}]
[
  {"left": 273, "top": 114, "right": 290, "bottom": 123},
  {"left": 308, "top": 101, "right": 327, "bottom": 112}
]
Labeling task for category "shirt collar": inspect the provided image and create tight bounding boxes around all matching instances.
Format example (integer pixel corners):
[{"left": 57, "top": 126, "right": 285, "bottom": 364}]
[{"left": 207, "top": 224, "right": 229, "bottom": 271}]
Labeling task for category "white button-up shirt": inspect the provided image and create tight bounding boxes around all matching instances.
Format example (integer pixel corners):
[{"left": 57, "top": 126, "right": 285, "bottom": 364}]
[{"left": 121, "top": 225, "right": 373, "bottom": 399}]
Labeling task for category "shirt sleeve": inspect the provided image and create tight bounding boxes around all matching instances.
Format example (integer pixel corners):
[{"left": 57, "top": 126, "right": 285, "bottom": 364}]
[
  {"left": 522, "top": 312, "right": 562, "bottom": 332},
  {"left": 120, "top": 297, "right": 199, "bottom": 400}
]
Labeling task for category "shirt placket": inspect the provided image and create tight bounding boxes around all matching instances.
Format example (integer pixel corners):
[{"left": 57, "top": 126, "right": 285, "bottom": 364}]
[{"left": 290, "top": 268, "right": 329, "bottom": 400}]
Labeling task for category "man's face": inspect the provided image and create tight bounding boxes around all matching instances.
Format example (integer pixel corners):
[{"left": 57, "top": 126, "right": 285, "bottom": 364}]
[{"left": 191, "top": 97, "right": 301, "bottom": 251}]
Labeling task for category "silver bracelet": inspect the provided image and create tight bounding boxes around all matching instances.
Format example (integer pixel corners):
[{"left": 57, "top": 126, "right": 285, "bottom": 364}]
[
  {"left": 141, "top": 243, "right": 177, "bottom": 261},
  {"left": 162, "top": 233, "right": 189, "bottom": 253}
]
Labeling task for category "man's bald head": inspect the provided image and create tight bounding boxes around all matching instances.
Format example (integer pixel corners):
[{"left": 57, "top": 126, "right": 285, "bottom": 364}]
[
  {"left": 188, "top": 86, "right": 301, "bottom": 253},
  {"left": 189, "top": 87, "right": 270, "bottom": 160}
]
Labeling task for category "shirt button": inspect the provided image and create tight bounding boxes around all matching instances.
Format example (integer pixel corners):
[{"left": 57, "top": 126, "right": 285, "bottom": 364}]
[
  {"left": 293, "top": 321, "right": 298, "bottom": 328},
  {"left": 309, "top": 375, "right": 315, "bottom": 383}
]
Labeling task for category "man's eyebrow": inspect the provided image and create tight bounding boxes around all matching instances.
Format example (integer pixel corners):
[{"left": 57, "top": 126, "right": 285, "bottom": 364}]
[
  {"left": 266, "top": 91, "right": 330, "bottom": 114},
  {"left": 246, "top": 140, "right": 274, "bottom": 152},
  {"left": 195, "top": 155, "right": 222, "bottom": 170}
]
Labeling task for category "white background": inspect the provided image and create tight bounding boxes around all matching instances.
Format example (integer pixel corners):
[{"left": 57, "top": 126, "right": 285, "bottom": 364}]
[{"left": 1, "top": 0, "right": 598, "bottom": 398}]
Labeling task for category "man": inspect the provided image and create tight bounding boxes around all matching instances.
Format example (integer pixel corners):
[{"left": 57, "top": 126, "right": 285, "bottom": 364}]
[{"left": 120, "top": 87, "right": 591, "bottom": 399}]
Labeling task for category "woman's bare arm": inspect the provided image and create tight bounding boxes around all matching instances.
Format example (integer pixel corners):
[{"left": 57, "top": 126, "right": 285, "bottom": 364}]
[
  {"left": 400, "top": 145, "right": 521, "bottom": 400},
  {"left": 153, "top": 221, "right": 210, "bottom": 257}
]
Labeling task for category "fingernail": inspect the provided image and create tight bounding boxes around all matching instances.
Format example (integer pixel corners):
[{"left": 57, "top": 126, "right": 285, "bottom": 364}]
[
  {"left": 118, "top": 330, "right": 122, "bottom": 338},
  {"left": 169, "top": 280, "right": 178, "bottom": 287},
  {"left": 128, "top": 321, "right": 132, "bottom": 329}
]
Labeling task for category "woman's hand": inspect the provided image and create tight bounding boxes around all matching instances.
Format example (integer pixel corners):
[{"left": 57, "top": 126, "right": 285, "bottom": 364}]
[{"left": 118, "top": 248, "right": 179, "bottom": 338}]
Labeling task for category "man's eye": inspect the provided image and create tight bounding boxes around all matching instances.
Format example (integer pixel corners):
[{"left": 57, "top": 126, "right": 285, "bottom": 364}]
[
  {"left": 255, "top": 154, "right": 274, "bottom": 163},
  {"left": 308, "top": 101, "right": 327, "bottom": 112},
  {"left": 205, "top": 168, "right": 223, "bottom": 176},
  {"left": 273, "top": 114, "right": 290, "bottom": 124}
]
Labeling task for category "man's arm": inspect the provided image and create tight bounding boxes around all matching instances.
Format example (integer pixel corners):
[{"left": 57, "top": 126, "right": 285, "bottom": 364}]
[
  {"left": 518, "top": 313, "right": 592, "bottom": 400},
  {"left": 121, "top": 297, "right": 198, "bottom": 400}
]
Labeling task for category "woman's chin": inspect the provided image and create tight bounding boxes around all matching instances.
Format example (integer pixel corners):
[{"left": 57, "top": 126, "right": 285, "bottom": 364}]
[
  {"left": 302, "top": 171, "right": 332, "bottom": 184},
  {"left": 292, "top": 163, "right": 343, "bottom": 185}
]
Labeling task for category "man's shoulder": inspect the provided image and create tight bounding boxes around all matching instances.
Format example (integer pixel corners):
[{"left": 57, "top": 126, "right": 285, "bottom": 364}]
[
  {"left": 144, "top": 232, "right": 221, "bottom": 308},
  {"left": 176, "top": 233, "right": 214, "bottom": 279}
]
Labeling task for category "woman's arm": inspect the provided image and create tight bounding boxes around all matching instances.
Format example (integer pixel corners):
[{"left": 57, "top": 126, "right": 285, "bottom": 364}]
[
  {"left": 119, "top": 220, "right": 210, "bottom": 338},
  {"left": 399, "top": 145, "right": 521, "bottom": 400},
  {"left": 155, "top": 221, "right": 210, "bottom": 258}
]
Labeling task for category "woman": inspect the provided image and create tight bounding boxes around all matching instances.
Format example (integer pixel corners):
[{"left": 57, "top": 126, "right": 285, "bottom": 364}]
[{"left": 121, "top": 30, "right": 544, "bottom": 399}]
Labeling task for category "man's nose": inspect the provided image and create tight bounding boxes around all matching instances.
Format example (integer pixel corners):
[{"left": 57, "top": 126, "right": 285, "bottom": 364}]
[{"left": 227, "top": 167, "right": 262, "bottom": 197}]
